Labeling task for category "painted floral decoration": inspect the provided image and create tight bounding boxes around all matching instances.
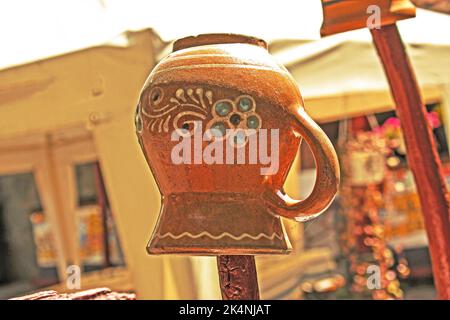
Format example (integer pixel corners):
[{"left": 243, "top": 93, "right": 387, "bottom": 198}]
[{"left": 206, "top": 95, "right": 262, "bottom": 146}]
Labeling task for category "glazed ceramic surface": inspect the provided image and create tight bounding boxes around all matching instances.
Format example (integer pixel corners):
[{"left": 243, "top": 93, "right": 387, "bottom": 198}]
[{"left": 135, "top": 34, "right": 340, "bottom": 255}]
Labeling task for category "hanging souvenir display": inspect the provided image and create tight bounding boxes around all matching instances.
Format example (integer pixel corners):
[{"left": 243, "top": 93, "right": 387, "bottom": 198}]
[
  {"left": 29, "top": 211, "right": 57, "bottom": 268},
  {"left": 377, "top": 112, "right": 441, "bottom": 240},
  {"left": 77, "top": 205, "right": 105, "bottom": 266},
  {"left": 339, "top": 132, "right": 407, "bottom": 299},
  {"left": 376, "top": 112, "right": 441, "bottom": 160},
  {"left": 383, "top": 169, "right": 425, "bottom": 239},
  {"left": 344, "top": 132, "right": 388, "bottom": 186}
]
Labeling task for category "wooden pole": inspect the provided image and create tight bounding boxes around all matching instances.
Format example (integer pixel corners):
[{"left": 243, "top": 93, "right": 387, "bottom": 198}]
[
  {"left": 371, "top": 24, "right": 450, "bottom": 299},
  {"left": 217, "top": 255, "right": 260, "bottom": 300}
]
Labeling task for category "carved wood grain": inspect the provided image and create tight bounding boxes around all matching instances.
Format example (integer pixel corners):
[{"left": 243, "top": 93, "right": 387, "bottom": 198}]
[
  {"left": 217, "top": 255, "right": 260, "bottom": 300},
  {"left": 371, "top": 24, "right": 450, "bottom": 300}
]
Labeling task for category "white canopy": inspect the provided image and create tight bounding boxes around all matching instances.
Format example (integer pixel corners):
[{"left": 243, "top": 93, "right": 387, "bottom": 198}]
[
  {"left": 270, "top": 9, "right": 450, "bottom": 122},
  {"left": 272, "top": 33, "right": 450, "bottom": 102},
  {"left": 1, "top": 1, "right": 449, "bottom": 122}
]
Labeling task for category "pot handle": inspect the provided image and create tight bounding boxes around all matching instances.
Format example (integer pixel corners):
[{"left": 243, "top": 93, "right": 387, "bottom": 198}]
[{"left": 262, "top": 108, "right": 340, "bottom": 221}]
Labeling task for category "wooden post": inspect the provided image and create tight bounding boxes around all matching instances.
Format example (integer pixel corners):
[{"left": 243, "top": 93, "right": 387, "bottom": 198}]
[
  {"left": 371, "top": 24, "right": 450, "bottom": 299},
  {"left": 217, "top": 255, "right": 260, "bottom": 300}
]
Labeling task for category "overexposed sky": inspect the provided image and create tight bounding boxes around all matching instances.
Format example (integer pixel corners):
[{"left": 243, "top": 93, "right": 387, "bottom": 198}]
[
  {"left": 105, "top": 0, "right": 325, "bottom": 40},
  {"left": 0, "top": 0, "right": 323, "bottom": 69},
  {"left": 0, "top": 0, "right": 449, "bottom": 70}
]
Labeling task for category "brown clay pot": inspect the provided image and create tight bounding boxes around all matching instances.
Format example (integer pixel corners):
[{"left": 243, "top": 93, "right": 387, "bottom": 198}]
[{"left": 135, "top": 34, "right": 340, "bottom": 255}]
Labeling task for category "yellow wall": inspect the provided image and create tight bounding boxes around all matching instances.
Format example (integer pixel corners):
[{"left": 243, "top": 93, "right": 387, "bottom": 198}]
[{"left": 0, "top": 30, "right": 199, "bottom": 299}]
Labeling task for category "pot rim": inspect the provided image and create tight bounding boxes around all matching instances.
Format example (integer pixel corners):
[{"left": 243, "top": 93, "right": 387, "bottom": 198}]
[{"left": 173, "top": 33, "right": 268, "bottom": 52}]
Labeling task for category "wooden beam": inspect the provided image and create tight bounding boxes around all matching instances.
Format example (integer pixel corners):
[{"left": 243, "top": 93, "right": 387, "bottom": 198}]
[{"left": 371, "top": 24, "right": 450, "bottom": 299}]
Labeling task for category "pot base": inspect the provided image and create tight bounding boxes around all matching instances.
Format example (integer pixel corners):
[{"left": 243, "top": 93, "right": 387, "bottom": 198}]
[{"left": 147, "top": 193, "right": 291, "bottom": 255}]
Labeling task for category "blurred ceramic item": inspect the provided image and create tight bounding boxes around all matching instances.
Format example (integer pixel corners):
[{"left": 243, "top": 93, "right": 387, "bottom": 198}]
[
  {"left": 345, "top": 133, "right": 387, "bottom": 186},
  {"left": 320, "top": 0, "right": 416, "bottom": 36},
  {"left": 135, "top": 34, "right": 339, "bottom": 255}
]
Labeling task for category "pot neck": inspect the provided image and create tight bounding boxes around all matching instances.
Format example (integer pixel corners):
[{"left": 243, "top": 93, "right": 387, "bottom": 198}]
[{"left": 173, "top": 33, "right": 268, "bottom": 52}]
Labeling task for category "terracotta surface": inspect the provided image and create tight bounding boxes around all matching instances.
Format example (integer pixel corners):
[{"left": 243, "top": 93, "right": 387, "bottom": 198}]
[{"left": 135, "top": 34, "right": 340, "bottom": 255}]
